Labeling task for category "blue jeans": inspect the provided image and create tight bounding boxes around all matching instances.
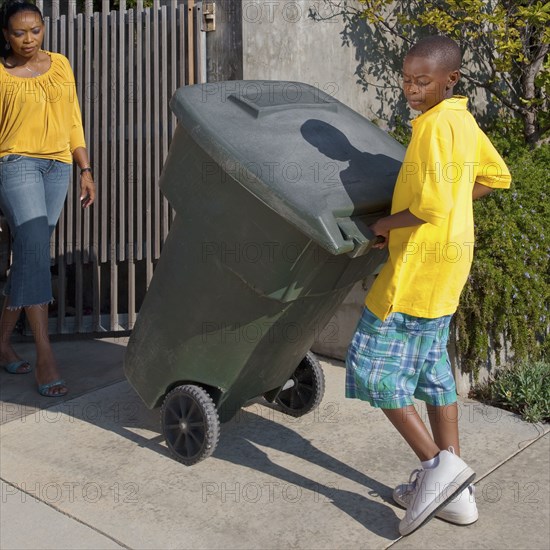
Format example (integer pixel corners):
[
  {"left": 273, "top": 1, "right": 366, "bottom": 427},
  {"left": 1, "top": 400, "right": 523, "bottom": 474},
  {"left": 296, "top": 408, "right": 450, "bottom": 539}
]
[{"left": 0, "top": 155, "right": 71, "bottom": 308}]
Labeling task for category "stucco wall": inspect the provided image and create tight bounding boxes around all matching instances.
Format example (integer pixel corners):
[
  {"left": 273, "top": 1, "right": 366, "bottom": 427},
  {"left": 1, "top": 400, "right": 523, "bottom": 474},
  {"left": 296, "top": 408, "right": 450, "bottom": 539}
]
[{"left": 242, "top": 0, "right": 399, "bottom": 126}]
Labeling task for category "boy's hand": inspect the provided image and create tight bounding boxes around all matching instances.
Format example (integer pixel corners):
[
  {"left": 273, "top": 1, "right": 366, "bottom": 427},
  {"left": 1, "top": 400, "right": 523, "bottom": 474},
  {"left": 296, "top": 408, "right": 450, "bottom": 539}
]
[
  {"left": 369, "top": 209, "right": 427, "bottom": 249},
  {"left": 369, "top": 219, "right": 389, "bottom": 249}
]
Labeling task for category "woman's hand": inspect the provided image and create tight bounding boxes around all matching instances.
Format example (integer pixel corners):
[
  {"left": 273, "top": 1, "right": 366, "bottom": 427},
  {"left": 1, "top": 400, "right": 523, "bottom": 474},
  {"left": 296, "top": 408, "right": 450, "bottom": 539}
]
[{"left": 80, "top": 171, "right": 96, "bottom": 208}]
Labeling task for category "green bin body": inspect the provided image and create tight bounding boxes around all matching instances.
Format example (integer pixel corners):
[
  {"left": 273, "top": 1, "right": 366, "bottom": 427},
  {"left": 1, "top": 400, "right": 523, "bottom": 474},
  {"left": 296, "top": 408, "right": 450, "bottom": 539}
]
[{"left": 124, "top": 81, "right": 405, "bottom": 421}]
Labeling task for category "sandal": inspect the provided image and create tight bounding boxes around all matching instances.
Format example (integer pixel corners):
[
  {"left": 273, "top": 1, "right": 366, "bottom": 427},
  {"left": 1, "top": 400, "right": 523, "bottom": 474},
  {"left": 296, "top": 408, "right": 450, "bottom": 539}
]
[
  {"left": 37, "top": 379, "right": 68, "bottom": 397},
  {"left": 3, "top": 360, "right": 32, "bottom": 374}
]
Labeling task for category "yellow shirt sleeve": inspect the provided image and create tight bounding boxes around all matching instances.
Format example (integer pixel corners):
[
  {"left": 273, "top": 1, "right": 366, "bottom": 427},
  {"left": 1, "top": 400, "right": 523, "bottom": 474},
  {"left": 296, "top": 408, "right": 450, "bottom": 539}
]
[
  {"left": 408, "top": 118, "right": 455, "bottom": 227},
  {"left": 475, "top": 130, "right": 511, "bottom": 189}
]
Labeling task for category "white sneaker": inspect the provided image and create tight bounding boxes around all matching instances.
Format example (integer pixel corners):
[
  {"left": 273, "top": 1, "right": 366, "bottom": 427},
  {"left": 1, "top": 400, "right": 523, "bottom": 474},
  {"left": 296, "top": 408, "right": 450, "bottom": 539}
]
[
  {"left": 394, "top": 470, "right": 478, "bottom": 525},
  {"left": 398, "top": 448, "right": 476, "bottom": 536}
]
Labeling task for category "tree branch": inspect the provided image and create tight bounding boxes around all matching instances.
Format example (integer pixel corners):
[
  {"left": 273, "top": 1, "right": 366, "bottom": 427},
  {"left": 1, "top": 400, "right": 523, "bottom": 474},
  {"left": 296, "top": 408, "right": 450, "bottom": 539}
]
[{"left": 460, "top": 72, "right": 525, "bottom": 114}]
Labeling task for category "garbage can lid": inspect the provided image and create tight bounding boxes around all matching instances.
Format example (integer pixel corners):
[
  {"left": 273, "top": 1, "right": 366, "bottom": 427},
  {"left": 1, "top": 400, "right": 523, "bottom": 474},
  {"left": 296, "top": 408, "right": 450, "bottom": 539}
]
[{"left": 169, "top": 81, "right": 405, "bottom": 255}]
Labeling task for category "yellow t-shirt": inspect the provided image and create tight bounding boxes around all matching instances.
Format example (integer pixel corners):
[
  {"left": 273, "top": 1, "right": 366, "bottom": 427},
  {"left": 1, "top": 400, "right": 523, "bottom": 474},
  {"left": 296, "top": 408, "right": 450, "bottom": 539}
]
[
  {"left": 366, "top": 97, "right": 511, "bottom": 320},
  {"left": 0, "top": 51, "right": 86, "bottom": 164}
]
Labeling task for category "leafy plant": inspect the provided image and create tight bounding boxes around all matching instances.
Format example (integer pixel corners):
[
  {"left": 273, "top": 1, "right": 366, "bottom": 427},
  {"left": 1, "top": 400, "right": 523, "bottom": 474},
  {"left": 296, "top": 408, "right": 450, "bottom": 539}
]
[
  {"left": 76, "top": 0, "right": 154, "bottom": 12},
  {"left": 314, "top": 0, "right": 550, "bottom": 147},
  {"left": 471, "top": 360, "right": 550, "bottom": 422},
  {"left": 455, "top": 129, "right": 550, "bottom": 374}
]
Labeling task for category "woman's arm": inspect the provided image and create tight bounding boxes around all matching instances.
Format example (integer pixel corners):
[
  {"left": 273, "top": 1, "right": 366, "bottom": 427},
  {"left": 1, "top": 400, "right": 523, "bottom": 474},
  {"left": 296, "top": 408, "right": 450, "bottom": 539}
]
[{"left": 72, "top": 147, "right": 95, "bottom": 208}]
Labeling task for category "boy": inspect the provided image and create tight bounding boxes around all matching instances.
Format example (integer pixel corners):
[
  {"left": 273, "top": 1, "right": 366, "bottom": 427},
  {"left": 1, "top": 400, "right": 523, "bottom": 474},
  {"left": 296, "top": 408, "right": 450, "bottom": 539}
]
[{"left": 346, "top": 35, "right": 511, "bottom": 536}]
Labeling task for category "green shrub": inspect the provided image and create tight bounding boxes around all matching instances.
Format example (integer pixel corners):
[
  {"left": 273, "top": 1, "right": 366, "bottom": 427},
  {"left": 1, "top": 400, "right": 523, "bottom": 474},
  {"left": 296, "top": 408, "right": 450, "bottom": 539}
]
[
  {"left": 455, "top": 131, "right": 550, "bottom": 374},
  {"left": 471, "top": 360, "right": 550, "bottom": 423}
]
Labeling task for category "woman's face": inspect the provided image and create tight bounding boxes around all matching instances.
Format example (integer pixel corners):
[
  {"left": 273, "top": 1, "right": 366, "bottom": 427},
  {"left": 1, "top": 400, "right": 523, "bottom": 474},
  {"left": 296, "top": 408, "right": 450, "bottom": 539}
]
[{"left": 3, "top": 10, "right": 44, "bottom": 58}]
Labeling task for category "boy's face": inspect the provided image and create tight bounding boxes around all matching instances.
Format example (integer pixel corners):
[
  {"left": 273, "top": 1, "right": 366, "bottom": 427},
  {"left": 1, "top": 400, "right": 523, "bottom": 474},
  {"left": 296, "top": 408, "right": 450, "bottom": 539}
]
[{"left": 402, "top": 54, "right": 459, "bottom": 113}]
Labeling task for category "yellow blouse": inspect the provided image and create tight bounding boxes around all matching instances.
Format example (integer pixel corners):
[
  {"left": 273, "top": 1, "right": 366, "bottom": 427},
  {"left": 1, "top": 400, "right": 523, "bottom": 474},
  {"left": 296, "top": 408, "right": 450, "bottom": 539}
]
[{"left": 0, "top": 50, "right": 86, "bottom": 164}]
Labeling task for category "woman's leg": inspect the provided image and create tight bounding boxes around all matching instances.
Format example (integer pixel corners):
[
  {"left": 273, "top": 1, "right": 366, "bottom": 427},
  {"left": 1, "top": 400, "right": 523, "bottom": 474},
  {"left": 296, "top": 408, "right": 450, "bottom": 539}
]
[
  {"left": 0, "top": 155, "right": 50, "bottom": 374},
  {"left": 26, "top": 303, "right": 66, "bottom": 395},
  {"left": 0, "top": 296, "right": 28, "bottom": 370},
  {"left": 31, "top": 160, "right": 71, "bottom": 395},
  {"left": 0, "top": 157, "right": 69, "bottom": 394}
]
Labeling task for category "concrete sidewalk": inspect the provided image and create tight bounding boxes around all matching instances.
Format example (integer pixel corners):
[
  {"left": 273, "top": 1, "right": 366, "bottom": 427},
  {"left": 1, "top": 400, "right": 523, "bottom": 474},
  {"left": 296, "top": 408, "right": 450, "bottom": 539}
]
[{"left": 1, "top": 337, "right": 549, "bottom": 550}]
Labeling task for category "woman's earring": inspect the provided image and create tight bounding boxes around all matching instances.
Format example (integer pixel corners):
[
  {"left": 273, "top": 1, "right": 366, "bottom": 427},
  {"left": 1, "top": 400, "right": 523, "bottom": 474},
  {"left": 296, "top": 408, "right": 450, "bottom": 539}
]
[{"left": 5, "top": 42, "right": 10, "bottom": 50}]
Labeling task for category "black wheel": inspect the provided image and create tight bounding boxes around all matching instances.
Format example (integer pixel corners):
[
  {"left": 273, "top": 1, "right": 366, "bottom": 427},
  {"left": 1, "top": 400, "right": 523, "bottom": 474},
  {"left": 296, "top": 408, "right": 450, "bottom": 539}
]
[
  {"left": 275, "top": 352, "right": 325, "bottom": 417},
  {"left": 161, "top": 385, "right": 220, "bottom": 466}
]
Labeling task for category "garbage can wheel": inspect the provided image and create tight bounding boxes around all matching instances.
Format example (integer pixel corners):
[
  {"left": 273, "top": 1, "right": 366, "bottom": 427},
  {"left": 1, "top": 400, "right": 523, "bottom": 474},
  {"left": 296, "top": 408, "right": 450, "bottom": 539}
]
[
  {"left": 274, "top": 352, "right": 325, "bottom": 417},
  {"left": 161, "top": 384, "right": 220, "bottom": 466}
]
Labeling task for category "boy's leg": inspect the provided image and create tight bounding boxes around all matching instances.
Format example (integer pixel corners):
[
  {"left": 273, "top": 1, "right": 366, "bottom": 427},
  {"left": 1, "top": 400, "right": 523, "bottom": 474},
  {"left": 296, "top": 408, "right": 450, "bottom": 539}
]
[
  {"left": 427, "top": 403, "right": 460, "bottom": 455},
  {"left": 346, "top": 308, "right": 474, "bottom": 535},
  {"left": 383, "top": 405, "right": 440, "bottom": 462},
  {"left": 394, "top": 401, "right": 478, "bottom": 527},
  {"left": 396, "top": 316, "right": 474, "bottom": 534}
]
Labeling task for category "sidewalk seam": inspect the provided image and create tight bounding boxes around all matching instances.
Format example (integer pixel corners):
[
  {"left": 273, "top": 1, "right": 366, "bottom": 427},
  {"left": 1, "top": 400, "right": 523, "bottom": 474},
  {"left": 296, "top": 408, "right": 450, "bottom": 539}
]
[
  {"left": 1, "top": 477, "right": 131, "bottom": 550},
  {"left": 382, "top": 429, "right": 549, "bottom": 550},
  {"left": 470, "top": 428, "right": 549, "bottom": 485}
]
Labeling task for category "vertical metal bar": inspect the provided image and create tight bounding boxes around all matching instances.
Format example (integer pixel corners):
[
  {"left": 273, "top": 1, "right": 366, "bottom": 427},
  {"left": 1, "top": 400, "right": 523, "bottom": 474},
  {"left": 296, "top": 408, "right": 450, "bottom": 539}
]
[
  {"left": 101, "top": 0, "right": 109, "bottom": 265},
  {"left": 66, "top": 5, "right": 75, "bottom": 267},
  {"left": 187, "top": 0, "right": 195, "bottom": 85},
  {"left": 118, "top": 1, "right": 126, "bottom": 266},
  {"left": 85, "top": 0, "right": 93, "bottom": 18},
  {"left": 36, "top": 0, "right": 43, "bottom": 14},
  {"left": 179, "top": 3, "right": 185, "bottom": 88},
  {"left": 50, "top": 6, "right": 58, "bottom": 69},
  {"left": 196, "top": 2, "right": 207, "bottom": 84},
  {"left": 161, "top": 6, "right": 169, "bottom": 245},
  {"left": 128, "top": 6, "right": 136, "bottom": 329},
  {"left": 52, "top": 0, "right": 60, "bottom": 20},
  {"left": 136, "top": 2, "right": 144, "bottom": 263},
  {"left": 75, "top": 10, "right": 84, "bottom": 332},
  {"left": 56, "top": 15, "right": 67, "bottom": 334},
  {"left": 110, "top": 8, "right": 119, "bottom": 331},
  {"left": 153, "top": 0, "right": 161, "bottom": 260},
  {"left": 144, "top": 6, "right": 153, "bottom": 285},
  {"left": 100, "top": 0, "right": 110, "bottom": 330},
  {"left": 170, "top": 0, "right": 177, "bottom": 134},
  {"left": 43, "top": 13, "right": 50, "bottom": 64},
  {"left": 83, "top": 7, "right": 92, "bottom": 264},
  {"left": 93, "top": 11, "right": 101, "bottom": 331}
]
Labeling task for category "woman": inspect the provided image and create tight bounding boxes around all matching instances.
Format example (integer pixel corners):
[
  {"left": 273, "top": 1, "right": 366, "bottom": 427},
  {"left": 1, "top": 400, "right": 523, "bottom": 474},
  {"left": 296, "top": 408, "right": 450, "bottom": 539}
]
[{"left": 0, "top": 1, "right": 95, "bottom": 396}]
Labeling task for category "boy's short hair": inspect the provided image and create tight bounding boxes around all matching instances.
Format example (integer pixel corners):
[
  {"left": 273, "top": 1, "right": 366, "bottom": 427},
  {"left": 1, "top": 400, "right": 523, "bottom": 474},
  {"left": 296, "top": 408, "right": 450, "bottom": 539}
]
[{"left": 406, "top": 36, "right": 462, "bottom": 71}]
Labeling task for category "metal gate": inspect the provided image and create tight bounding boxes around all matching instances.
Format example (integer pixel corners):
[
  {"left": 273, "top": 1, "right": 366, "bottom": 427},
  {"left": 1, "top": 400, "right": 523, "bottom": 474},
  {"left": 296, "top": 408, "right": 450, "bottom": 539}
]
[{"left": 28, "top": 0, "right": 207, "bottom": 334}]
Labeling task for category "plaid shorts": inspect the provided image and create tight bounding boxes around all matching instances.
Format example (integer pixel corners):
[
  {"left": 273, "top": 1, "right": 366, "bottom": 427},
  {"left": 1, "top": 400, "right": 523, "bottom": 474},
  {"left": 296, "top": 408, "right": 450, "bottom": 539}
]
[{"left": 345, "top": 307, "right": 457, "bottom": 409}]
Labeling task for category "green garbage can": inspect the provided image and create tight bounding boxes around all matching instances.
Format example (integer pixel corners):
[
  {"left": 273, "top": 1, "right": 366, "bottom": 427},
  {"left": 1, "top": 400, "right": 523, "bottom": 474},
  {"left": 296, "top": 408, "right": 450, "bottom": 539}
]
[{"left": 124, "top": 81, "right": 405, "bottom": 465}]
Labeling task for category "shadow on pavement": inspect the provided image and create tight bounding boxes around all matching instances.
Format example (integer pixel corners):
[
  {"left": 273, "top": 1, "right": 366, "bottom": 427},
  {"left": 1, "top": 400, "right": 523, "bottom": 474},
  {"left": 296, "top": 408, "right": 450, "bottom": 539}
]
[
  {"left": 0, "top": 337, "right": 127, "bottom": 425},
  {"left": 1, "top": 337, "right": 399, "bottom": 540}
]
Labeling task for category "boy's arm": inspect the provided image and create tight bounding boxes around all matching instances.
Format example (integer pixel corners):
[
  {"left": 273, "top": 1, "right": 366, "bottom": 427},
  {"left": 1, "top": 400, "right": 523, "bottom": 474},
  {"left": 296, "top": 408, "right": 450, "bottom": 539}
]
[
  {"left": 476, "top": 130, "right": 511, "bottom": 190},
  {"left": 370, "top": 209, "right": 426, "bottom": 249},
  {"left": 473, "top": 182, "right": 493, "bottom": 200}
]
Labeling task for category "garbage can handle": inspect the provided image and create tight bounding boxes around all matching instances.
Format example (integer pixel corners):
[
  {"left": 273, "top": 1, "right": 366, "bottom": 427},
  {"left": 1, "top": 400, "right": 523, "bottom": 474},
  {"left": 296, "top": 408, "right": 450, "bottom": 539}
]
[{"left": 337, "top": 217, "right": 381, "bottom": 258}]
